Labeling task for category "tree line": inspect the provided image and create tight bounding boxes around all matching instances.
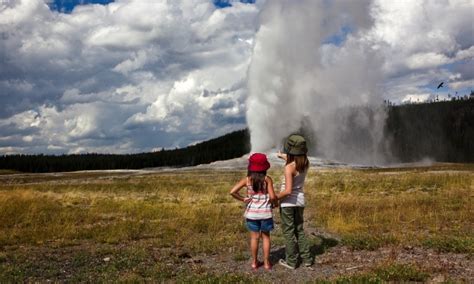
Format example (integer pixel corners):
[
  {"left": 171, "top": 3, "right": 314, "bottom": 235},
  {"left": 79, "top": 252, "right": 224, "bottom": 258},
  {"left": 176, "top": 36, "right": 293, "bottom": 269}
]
[
  {"left": 0, "top": 130, "right": 250, "bottom": 173},
  {"left": 386, "top": 98, "right": 473, "bottom": 163},
  {"left": 0, "top": 98, "right": 472, "bottom": 172}
]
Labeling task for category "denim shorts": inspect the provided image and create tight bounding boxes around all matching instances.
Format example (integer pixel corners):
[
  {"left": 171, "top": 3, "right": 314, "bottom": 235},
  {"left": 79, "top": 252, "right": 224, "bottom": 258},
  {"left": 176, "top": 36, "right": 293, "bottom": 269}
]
[{"left": 246, "top": 218, "right": 274, "bottom": 232}]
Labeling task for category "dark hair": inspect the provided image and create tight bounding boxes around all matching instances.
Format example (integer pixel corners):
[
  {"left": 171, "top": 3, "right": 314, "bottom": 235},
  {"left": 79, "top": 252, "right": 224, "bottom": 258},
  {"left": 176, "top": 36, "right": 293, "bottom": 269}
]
[
  {"left": 286, "top": 154, "right": 309, "bottom": 173},
  {"left": 247, "top": 170, "right": 267, "bottom": 193}
]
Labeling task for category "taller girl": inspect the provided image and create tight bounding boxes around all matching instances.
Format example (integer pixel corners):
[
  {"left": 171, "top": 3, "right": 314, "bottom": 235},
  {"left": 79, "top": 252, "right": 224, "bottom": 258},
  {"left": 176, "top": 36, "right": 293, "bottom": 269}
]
[{"left": 277, "top": 134, "right": 313, "bottom": 269}]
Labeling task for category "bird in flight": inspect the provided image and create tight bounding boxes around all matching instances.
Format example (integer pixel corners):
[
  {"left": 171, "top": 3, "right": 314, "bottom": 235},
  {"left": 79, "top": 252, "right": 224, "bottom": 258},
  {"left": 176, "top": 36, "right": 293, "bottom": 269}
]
[{"left": 437, "top": 82, "right": 444, "bottom": 89}]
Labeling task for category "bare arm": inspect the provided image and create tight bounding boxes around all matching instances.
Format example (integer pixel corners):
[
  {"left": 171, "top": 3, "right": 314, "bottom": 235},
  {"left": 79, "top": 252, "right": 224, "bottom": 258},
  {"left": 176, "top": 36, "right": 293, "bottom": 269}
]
[
  {"left": 277, "top": 163, "right": 295, "bottom": 200},
  {"left": 265, "top": 176, "right": 276, "bottom": 201},
  {"left": 266, "top": 176, "right": 279, "bottom": 208},
  {"left": 230, "top": 177, "right": 249, "bottom": 202}
]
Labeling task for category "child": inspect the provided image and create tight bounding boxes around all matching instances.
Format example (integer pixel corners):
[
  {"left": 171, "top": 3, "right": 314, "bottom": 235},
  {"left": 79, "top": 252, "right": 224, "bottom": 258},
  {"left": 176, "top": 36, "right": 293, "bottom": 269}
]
[
  {"left": 230, "top": 153, "right": 276, "bottom": 271},
  {"left": 276, "top": 134, "right": 313, "bottom": 270}
]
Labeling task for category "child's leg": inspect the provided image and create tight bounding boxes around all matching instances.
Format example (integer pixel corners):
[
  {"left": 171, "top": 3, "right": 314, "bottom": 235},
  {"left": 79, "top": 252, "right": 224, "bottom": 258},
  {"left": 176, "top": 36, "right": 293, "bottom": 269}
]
[
  {"left": 280, "top": 207, "right": 298, "bottom": 268},
  {"left": 295, "top": 207, "right": 312, "bottom": 265},
  {"left": 250, "top": 231, "right": 260, "bottom": 267},
  {"left": 261, "top": 231, "right": 271, "bottom": 268}
]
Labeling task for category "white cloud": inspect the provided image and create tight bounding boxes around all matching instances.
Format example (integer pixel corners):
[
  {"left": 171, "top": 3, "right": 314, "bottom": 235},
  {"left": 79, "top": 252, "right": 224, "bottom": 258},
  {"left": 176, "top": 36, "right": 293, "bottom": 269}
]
[
  {"left": 401, "top": 93, "right": 431, "bottom": 104},
  {"left": 406, "top": 52, "right": 451, "bottom": 70},
  {"left": 0, "top": 0, "right": 257, "bottom": 154},
  {"left": 113, "top": 50, "right": 156, "bottom": 75},
  {"left": 364, "top": 0, "right": 474, "bottom": 102},
  {"left": 449, "top": 79, "right": 474, "bottom": 90},
  {"left": 457, "top": 46, "right": 474, "bottom": 60}
]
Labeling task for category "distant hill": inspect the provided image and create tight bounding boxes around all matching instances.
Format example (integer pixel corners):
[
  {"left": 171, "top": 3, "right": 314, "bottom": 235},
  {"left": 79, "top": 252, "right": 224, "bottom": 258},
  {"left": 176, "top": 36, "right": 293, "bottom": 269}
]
[{"left": 0, "top": 99, "right": 473, "bottom": 172}]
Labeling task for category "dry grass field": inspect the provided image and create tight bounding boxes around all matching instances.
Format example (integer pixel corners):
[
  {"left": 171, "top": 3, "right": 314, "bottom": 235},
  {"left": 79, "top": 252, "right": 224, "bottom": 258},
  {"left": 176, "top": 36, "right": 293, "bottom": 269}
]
[{"left": 0, "top": 164, "right": 472, "bottom": 282}]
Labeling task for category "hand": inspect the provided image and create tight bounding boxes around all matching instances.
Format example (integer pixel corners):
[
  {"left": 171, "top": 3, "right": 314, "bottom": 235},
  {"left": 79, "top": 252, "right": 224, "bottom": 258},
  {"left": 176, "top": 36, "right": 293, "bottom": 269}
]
[
  {"left": 277, "top": 151, "right": 287, "bottom": 161},
  {"left": 272, "top": 199, "right": 280, "bottom": 208},
  {"left": 243, "top": 197, "right": 251, "bottom": 204}
]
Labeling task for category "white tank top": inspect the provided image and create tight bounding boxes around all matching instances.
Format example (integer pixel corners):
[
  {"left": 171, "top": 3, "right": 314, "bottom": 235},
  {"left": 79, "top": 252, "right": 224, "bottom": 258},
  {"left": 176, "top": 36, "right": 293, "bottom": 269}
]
[{"left": 280, "top": 171, "right": 306, "bottom": 207}]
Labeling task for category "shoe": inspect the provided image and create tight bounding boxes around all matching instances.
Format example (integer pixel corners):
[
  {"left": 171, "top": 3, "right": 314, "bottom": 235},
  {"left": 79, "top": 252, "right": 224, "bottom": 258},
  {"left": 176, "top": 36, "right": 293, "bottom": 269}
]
[
  {"left": 304, "top": 263, "right": 314, "bottom": 271},
  {"left": 278, "top": 259, "right": 296, "bottom": 270},
  {"left": 264, "top": 263, "right": 272, "bottom": 271},
  {"left": 251, "top": 261, "right": 263, "bottom": 271}
]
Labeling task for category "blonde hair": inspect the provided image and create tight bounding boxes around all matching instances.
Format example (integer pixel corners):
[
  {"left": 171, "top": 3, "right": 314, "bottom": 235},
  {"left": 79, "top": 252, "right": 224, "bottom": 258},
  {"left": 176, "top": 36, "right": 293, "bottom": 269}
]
[{"left": 286, "top": 154, "right": 309, "bottom": 173}]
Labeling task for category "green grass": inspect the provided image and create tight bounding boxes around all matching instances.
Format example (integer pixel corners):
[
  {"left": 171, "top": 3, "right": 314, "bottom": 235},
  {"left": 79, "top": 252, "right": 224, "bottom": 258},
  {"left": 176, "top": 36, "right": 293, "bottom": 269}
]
[
  {"left": 422, "top": 235, "right": 474, "bottom": 253},
  {"left": 0, "top": 165, "right": 472, "bottom": 281}
]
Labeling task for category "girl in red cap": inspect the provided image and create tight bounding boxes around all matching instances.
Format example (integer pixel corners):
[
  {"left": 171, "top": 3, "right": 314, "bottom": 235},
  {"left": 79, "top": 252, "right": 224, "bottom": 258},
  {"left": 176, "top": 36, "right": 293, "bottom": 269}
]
[{"left": 230, "top": 153, "right": 276, "bottom": 271}]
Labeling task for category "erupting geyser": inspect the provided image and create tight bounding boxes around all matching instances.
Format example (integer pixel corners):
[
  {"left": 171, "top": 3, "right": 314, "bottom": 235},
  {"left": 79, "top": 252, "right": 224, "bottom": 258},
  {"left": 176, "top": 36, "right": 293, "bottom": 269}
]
[{"left": 246, "top": 0, "right": 388, "bottom": 165}]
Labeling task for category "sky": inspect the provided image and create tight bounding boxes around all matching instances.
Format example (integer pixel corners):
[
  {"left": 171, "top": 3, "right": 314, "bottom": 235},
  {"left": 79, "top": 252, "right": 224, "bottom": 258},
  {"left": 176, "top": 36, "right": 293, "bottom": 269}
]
[{"left": 0, "top": 0, "right": 473, "bottom": 155}]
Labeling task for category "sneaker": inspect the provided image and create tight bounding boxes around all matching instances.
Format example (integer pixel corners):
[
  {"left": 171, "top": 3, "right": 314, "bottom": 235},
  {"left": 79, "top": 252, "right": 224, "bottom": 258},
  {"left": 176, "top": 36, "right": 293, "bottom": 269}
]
[
  {"left": 278, "top": 259, "right": 296, "bottom": 270},
  {"left": 304, "top": 263, "right": 314, "bottom": 271}
]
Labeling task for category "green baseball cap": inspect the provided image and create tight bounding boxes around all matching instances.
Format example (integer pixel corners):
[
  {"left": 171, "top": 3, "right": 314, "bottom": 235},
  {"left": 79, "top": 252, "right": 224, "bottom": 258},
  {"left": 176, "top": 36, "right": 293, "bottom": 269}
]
[{"left": 283, "top": 134, "right": 308, "bottom": 155}]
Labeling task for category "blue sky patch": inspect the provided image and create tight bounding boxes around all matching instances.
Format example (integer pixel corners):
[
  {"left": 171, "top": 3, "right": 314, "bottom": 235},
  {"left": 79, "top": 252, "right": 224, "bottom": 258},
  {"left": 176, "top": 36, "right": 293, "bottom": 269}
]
[
  {"left": 48, "top": 0, "right": 115, "bottom": 13},
  {"left": 214, "top": 0, "right": 256, "bottom": 8},
  {"left": 323, "top": 25, "right": 353, "bottom": 46},
  {"left": 49, "top": 0, "right": 255, "bottom": 13}
]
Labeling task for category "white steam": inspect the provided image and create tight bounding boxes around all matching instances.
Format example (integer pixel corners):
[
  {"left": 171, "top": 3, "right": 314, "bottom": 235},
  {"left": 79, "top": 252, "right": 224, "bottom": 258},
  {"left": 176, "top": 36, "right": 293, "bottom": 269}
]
[
  {"left": 246, "top": 0, "right": 473, "bottom": 165},
  {"left": 246, "top": 0, "right": 386, "bottom": 164}
]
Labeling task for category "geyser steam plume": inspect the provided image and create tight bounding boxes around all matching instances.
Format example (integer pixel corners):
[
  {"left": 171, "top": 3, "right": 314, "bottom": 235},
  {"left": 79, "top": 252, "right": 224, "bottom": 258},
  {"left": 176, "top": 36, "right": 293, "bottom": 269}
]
[{"left": 246, "top": 0, "right": 388, "bottom": 165}]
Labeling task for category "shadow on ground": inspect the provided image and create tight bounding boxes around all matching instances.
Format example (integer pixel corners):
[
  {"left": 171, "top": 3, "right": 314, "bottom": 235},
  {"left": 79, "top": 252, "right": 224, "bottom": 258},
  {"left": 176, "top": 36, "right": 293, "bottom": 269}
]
[{"left": 270, "top": 234, "right": 339, "bottom": 266}]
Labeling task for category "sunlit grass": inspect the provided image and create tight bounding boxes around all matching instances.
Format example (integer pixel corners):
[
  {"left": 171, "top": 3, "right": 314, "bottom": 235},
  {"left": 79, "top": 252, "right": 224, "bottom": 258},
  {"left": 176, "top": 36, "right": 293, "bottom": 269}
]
[
  {"left": 306, "top": 168, "right": 473, "bottom": 252},
  {"left": 0, "top": 165, "right": 472, "bottom": 281}
]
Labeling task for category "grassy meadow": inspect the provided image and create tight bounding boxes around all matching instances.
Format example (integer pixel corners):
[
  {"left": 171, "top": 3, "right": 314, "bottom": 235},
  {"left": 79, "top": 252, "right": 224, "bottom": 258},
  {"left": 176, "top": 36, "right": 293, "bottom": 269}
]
[{"left": 0, "top": 165, "right": 472, "bottom": 282}]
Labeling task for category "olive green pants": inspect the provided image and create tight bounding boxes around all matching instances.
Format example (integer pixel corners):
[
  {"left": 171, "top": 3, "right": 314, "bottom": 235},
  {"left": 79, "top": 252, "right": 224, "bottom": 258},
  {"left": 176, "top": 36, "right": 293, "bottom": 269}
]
[{"left": 280, "top": 206, "right": 312, "bottom": 267}]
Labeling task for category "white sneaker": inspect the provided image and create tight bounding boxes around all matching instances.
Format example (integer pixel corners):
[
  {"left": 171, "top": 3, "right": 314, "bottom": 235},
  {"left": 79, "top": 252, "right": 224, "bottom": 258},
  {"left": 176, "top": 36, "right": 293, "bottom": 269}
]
[
  {"left": 304, "top": 263, "right": 314, "bottom": 271},
  {"left": 278, "top": 259, "right": 296, "bottom": 270}
]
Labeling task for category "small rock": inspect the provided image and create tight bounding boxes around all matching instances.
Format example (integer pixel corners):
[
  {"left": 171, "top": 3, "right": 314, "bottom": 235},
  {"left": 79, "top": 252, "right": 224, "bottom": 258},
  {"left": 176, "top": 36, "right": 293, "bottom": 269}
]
[
  {"left": 429, "top": 274, "right": 445, "bottom": 283},
  {"left": 185, "top": 258, "right": 203, "bottom": 264},
  {"left": 346, "top": 265, "right": 362, "bottom": 271},
  {"left": 103, "top": 257, "right": 110, "bottom": 262}
]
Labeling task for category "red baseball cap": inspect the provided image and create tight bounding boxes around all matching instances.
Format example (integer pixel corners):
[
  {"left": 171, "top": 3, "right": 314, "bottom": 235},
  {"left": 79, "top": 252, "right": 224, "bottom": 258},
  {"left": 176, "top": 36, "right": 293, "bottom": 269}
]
[{"left": 248, "top": 153, "right": 270, "bottom": 172}]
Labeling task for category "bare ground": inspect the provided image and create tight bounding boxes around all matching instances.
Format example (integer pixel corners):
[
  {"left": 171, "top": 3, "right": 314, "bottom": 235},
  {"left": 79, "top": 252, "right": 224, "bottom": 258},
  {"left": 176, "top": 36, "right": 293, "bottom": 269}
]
[
  {"left": 184, "top": 230, "right": 474, "bottom": 283},
  {"left": 2, "top": 228, "right": 471, "bottom": 282}
]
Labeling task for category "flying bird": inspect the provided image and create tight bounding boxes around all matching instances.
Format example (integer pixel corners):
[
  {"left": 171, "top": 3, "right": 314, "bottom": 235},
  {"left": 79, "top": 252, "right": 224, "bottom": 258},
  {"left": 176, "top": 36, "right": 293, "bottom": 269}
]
[{"left": 437, "top": 82, "right": 444, "bottom": 89}]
